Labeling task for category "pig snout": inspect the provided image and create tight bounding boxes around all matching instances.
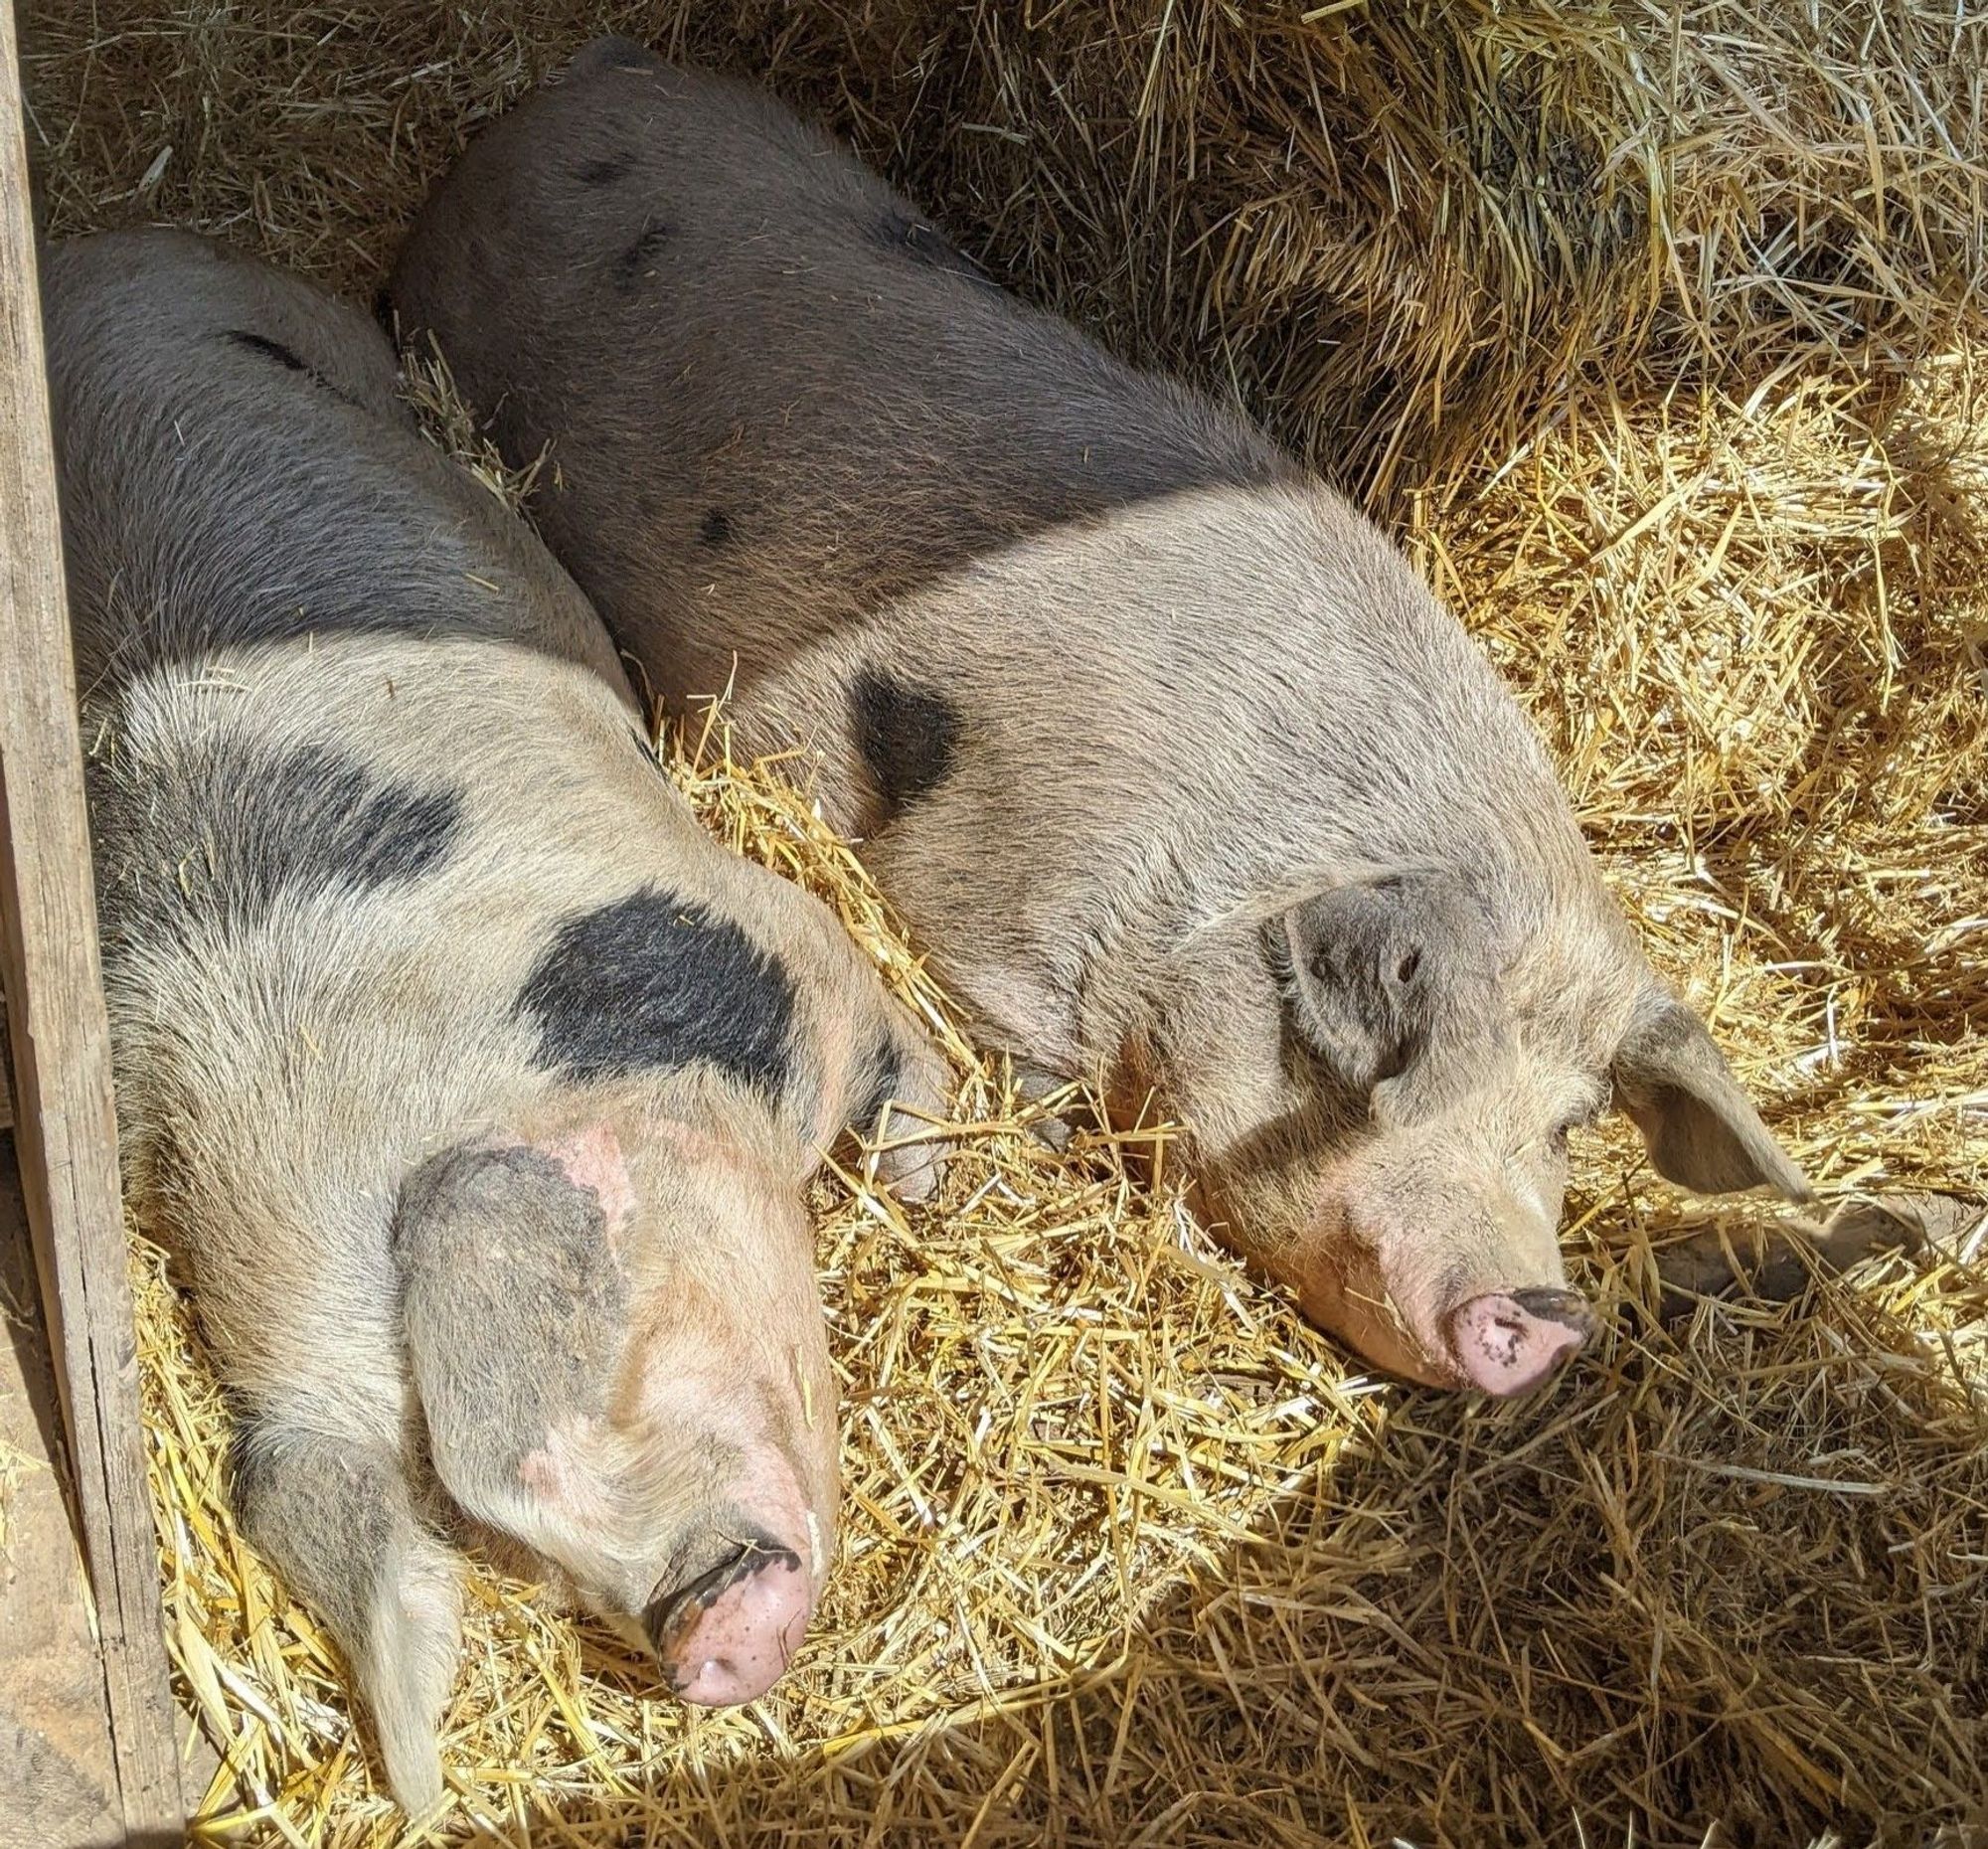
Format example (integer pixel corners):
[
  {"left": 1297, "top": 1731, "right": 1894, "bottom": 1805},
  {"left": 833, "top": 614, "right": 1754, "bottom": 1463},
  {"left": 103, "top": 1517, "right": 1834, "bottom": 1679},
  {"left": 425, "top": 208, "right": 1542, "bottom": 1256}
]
[
  {"left": 1290, "top": 1160, "right": 1601, "bottom": 1395},
  {"left": 644, "top": 1527, "right": 814, "bottom": 1704},
  {"left": 1448, "top": 1287, "right": 1597, "bottom": 1395}
]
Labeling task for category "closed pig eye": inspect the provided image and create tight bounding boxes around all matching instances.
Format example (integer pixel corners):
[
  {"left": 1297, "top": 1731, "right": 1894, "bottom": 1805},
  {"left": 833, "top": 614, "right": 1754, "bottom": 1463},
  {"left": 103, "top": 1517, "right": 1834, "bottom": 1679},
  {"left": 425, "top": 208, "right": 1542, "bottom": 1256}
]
[{"left": 1547, "top": 1094, "right": 1605, "bottom": 1155}]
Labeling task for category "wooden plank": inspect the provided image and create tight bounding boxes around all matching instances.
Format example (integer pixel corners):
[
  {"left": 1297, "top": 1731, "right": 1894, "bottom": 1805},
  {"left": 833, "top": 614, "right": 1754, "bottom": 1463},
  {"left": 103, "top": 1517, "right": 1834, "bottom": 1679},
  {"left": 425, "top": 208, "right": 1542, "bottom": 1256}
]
[
  {"left": 0, "top": 1128, "right": 123, "bottom": 1849},
  {"left": 0, "top": 1, "right": 185, "bottom": 1836}
]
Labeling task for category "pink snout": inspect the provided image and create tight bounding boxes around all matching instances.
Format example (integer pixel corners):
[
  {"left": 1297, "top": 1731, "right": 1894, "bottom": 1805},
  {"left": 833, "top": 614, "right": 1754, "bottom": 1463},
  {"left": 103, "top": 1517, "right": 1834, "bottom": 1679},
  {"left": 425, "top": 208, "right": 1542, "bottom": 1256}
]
[
  {"left": 1448, "top": 1288, "right": 1597, "bottom": 1395},
  {"left": 646, "top": 1540, "right": 814, "bottom": 1705}
]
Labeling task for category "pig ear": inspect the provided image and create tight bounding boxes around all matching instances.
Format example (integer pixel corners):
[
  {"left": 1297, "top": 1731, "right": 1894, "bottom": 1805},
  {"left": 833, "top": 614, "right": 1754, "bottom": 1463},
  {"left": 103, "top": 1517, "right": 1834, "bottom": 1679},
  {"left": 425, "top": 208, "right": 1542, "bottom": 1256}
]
[
  {"left": 1610, "top": 994, "right": 1811, "bottom": 1199},
  {"left": 396, "top": 1133, "right": 634, "bottom": 1566},
  {"left": 1281, "top": 867, "right": 1505, "bottom": 1106}
]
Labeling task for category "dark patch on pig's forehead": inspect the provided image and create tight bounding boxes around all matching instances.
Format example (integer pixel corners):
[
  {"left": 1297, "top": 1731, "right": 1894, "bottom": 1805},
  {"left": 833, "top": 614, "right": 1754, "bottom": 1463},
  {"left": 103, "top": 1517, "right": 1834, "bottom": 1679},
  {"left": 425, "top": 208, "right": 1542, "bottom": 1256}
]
[
  {"left": 516, "top": 885, "right": 795, "bottom": 1093},
  {"left": 850, "top": 669, "right": 962, "bottom": 819},
  {"left": 95, "top": 736, "right": 461, "bottom": 947}
]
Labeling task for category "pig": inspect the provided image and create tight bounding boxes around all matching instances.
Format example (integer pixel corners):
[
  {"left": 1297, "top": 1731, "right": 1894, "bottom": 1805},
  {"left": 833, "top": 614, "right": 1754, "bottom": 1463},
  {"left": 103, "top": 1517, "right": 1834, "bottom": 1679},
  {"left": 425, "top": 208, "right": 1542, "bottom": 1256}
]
[
  {"left": 43, "top": 227, "right": 949, "bottom": 1808},
  {"left": 386, "top": 39, "right": 1811, "bottom": 1397}
]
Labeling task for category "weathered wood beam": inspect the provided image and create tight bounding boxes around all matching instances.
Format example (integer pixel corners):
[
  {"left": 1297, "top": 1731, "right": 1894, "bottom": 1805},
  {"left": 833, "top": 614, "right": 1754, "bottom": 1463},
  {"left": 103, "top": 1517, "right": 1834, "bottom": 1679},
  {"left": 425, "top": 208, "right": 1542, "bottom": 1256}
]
[{"left": 0, "top": 1, "right": 184, "bottom": 1834}]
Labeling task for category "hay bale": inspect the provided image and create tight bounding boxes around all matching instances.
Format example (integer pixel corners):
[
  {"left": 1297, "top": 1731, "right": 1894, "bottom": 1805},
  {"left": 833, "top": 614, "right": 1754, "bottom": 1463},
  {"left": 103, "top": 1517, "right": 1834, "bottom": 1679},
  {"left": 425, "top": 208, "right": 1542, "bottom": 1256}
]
[
  {"left": 23, "top": 3, "right": 1988, "bottom": 496},
  {"left": 20, "top": 2, "right": 1988, "bottom": 1842}
]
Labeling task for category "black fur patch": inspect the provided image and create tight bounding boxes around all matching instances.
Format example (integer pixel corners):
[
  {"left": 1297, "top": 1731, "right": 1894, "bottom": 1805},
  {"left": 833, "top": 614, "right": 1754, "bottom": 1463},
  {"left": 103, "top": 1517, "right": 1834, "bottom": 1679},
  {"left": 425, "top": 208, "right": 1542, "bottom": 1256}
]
[
  {"left": 516, "top": 886, "right": 795, "bottom": 1093},
  {"left": 853, "top": 1034, "right": 904, "bottom": 1135},
  {"left": 630, "top": 726, "right": 666, "bottom": 774},
  {"left": 578, "top": 151, "right": 634, "bottom": 186},
  {"left": 849, "top": 669, "right": 962, "bottom": 815},
  {"left": 102, "top": 739, "right": 462, "bottom": 944},
  {"left": 871, "top": 206, "right": 997, "bottom": 288},
  {"left": 699, "top": 507, "right": 734, "bottom": 548},
  {"left": 224, "top": 328, "right": 351, "bottom": 402},
  {"left": 612, "top": 221, "right": 676, "bottom": 291},
  {"left": 227, "top": 329, "right": 308, "bottom": 373}
]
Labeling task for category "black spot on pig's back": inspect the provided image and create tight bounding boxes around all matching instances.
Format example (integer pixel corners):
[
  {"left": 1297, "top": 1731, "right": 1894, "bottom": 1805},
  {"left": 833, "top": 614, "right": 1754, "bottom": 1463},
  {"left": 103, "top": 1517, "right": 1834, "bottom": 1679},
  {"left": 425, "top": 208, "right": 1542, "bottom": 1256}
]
[
  {"left": 226, "top": 329, "right": 308, "bottom": 374},
  {"left": 97, "top": 737, "right": 463, "bottom": 948},
  {"left": 577, "top": 150, "right": 634, "bottom": 187},
  {"left": 849, "top": 670, "right": 962, "bottom": 818},
  {"left": 613, "top": 221, "right": 676, "bottom": 291},
  {"left": 516, "top": 886, "right": 795, "bottom": 1093},
  {"left": 222, "top": 328, "right": 353, "bottom": 404}
]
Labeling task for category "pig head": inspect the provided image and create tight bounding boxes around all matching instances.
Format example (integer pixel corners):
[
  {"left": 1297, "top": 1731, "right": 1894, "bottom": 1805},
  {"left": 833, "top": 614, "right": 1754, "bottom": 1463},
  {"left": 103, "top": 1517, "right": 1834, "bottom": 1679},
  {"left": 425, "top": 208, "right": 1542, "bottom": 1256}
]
[
  {"left": 1140, "top": 862, "right": 1810, "bottom": 1394},
  {"left": 397, "top": 1087, "right": 838, "bottom": 1704}
]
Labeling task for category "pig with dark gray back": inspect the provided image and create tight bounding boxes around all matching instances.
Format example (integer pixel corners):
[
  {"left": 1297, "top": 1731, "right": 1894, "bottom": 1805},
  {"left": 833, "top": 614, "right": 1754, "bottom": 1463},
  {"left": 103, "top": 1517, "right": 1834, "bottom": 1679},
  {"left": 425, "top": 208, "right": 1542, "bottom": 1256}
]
[
  {"left": 45, "top": 229, "right": 947, "bottom": 1808},
  {"left": 388, "top": 38, "right": 1811, "bottom": 1395}
]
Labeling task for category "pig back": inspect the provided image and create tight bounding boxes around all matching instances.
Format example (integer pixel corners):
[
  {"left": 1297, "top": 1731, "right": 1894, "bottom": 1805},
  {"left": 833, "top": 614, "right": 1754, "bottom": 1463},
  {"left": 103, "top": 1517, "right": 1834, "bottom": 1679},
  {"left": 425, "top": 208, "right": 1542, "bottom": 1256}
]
[
  {"left": 388, "top": 52, "right": 1293, "bottom": 706},
  {"left": 39, "top": 230, "right": 642, "bottom": 1319},
  {"left": 43, "top": 229, "right": 625, "bottom": 698},
  {"left": 744, "top": 471, "right": 1609, "bottom": 1064}
]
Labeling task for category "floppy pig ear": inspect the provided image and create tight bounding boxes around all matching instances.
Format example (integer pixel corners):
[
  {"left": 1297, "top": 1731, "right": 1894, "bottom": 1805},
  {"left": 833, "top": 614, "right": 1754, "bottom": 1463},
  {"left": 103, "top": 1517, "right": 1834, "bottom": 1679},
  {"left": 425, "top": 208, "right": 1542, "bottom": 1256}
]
[
  {"left": 396, "top": 1130, "right": 633, "bottom": 1554},
  {"left": 1281, "top": 866, "right": 1503, "bottom": 1103},
  {"left": 1611, "top": 993, "right": 1810, "bottom": 1199}
]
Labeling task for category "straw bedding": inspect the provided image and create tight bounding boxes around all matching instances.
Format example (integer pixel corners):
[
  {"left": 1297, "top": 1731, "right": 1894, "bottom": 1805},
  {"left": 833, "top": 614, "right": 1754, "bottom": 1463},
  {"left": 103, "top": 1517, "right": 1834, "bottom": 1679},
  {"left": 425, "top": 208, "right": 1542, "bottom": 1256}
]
[{"left": 19, "top": 4, "right": 1988, "bottom": 1845}]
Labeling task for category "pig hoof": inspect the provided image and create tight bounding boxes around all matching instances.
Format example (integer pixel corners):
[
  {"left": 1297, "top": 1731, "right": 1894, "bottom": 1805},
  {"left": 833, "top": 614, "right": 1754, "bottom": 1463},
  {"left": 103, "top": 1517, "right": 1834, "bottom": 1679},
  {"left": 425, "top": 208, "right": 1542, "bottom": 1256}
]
[
  {"left": 646, "top": 1545, "right": 812, "bottom": 1705},
  {"left": 1449, "top": 1288, "right": 1596, "bottom": 1395},
  {"left": 872, "top": 1112, "right": 949, "bottom": 1204},
  {"left": 1012, "top": 1063, "right": 1080, "bottom": 1151},
  {"left": 1027, "top": 1113, "right": 1074, "bottom": 1154}
]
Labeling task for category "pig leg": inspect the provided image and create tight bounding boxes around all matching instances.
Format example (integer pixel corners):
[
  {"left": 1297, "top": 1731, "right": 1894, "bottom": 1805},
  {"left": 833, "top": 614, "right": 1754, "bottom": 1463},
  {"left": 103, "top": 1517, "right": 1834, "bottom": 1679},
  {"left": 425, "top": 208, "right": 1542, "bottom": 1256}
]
[
  {"left": 230, "top": 1412, "right": 459, "bottom": 1810},
  {"left": 782, "top": 890, "right": 954, "bottom": 1204},
  {"left": 1655, "top": 1191, "right": 1980, "bottom": 1318},
  {"left": 872, "top": 1021, "right": 953, "bottom": 1204}
]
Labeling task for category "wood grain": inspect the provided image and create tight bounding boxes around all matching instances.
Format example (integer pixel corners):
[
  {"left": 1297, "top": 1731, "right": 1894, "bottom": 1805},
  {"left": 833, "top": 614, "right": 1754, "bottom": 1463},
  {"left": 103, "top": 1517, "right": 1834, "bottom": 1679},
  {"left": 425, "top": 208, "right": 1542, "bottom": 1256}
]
[{"left": 0, "top": 0, "right": 185, "bottom": 1834}]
